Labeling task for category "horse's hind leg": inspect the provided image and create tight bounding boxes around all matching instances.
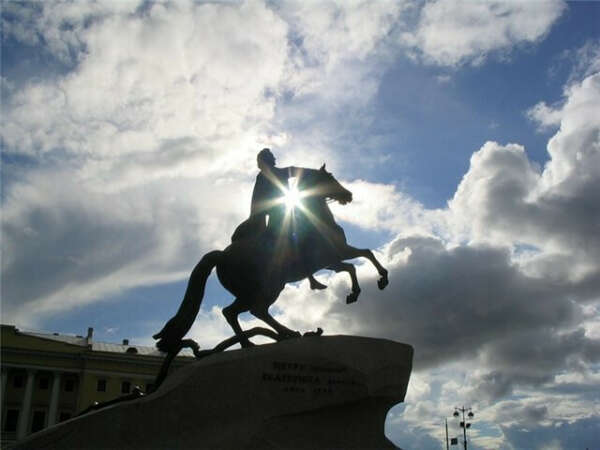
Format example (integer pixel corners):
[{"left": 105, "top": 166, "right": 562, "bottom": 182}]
[
  {"left": 222, "top": 299, "right": 253, "bottom": 348},
  {"left": 251, "top": 305, "right": 301, "bottom": 340},
  {"left": 341, "top": 245, "right": 388, "bottom": 289},
  {"left": 328, "top": 262, "right": 361, "bottom": 304}
]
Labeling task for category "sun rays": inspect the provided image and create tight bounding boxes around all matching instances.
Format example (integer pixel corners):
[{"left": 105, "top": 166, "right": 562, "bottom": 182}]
[
  {"left": 253, "top": 168, "right": 342, "bottom": 269},
  {"left": 282, "top": 178, "right": 302, "bottom": 211},
  {"left": 278, "top": 176, "right": 339, "bottom": 250}
]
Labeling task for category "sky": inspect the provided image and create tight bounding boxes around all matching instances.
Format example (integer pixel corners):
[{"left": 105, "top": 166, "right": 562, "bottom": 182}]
[{"left": 1, "top": 1, "right": 600, "bottom": 448}]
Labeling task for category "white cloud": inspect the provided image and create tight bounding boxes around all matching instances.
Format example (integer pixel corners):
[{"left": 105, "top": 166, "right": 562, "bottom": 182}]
[
  {"left": 564, "top": 39, "right": 600, "bottom": 86},
  {"left": 1, "top": 1, "right": 141, "bottom": 63},
  {"left": 1, "top": 1, "right": 291, "bottom": 326},
  {"left": 330, "top": 179, "right": 437, "bottom": 233},
  {"left": 0, "top": 0, "right": 409, "bottom": 327},
  {"left": 269, "top": 1, "right": 410, "bottom": 174},
  {"left": 435, "top": 74, "right": 451, "bottom": 84},
  {"left": 449, "top": 69, "right": 600, "bottom": 284},
  {"left": 527, "top": 101, "right": 563, "bottom": 130},
  {"left": 278, "top": 1, "right": 406, "bottom": 77},
  {"left": 2, "top": 1, "right": 289, "bottom": 163},
  {"left": 538, "top": 74, "right": 600, "bottom": 194},
  {"left": 402, "top": 0, "right": 566, "bottom": 66}
]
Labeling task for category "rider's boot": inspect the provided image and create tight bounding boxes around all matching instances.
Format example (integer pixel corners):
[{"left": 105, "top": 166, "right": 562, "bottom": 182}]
[{"left": 309, "top": 274, "right": 327, "bottom": 290}]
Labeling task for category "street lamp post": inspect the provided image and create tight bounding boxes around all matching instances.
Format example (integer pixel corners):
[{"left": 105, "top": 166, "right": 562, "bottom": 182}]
[{"left": 453, "top": 406, "right": 474, "bottom": 450}]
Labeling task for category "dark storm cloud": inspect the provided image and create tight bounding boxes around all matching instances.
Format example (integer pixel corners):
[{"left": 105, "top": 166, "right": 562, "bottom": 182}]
[
  {"left": 0, "top": 168, "right": 238, "bottom": 324},
  {"left": 2, "top": 195, "right": 158, "bottom": 305},
  {"left": 468, "top": 328, "right": 600, "bottom": 402},
  {"left": 542, "top": 379, "right": 600, "bottom": 398},
  {"left": 469, "top": 371, "right": 516, "bottom": 402},
  {"left": 494, "top": 403, "right": 549, "bottom": 426},
  {"left": 326, "top": 235, "right": 586, "bottom": 369},
  {"left": 484, "top": 328, "right": 600, "bottom": 373}
]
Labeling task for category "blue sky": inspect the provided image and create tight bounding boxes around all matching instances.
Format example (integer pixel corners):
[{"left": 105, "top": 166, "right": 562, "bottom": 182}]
[{"left": 2, "top": 1, "right": 600, "bottom": 448}]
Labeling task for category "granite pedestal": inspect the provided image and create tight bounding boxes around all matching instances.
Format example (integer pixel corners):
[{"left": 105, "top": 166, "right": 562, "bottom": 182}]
[{"left": 16, "top": 335, "right": 413, "bottom": 449}]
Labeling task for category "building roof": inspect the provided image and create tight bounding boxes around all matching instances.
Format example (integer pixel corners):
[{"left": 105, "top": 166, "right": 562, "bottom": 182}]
[
  {"left": 10, "top": 326, "right": 194, "bottom": 357},
  {"left": 22, "top": 330, "right": 88, "bottom": 347}
]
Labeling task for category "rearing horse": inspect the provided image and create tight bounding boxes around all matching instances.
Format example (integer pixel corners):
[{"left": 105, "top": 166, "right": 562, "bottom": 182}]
[{"left": 154, "top": 165, "right": 388, "bottom": 351}]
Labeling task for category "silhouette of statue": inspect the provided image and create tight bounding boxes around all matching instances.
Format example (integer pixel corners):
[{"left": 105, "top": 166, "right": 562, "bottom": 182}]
[{"left": 154, "top": 151, "right": 388, "bottom": 352}]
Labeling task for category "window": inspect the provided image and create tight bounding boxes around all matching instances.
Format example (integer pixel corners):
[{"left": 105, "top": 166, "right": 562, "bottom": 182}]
[
  {"left": 39, "top": 377, "right": 49, "bottom": 390},
  {"left": 13, "top": 374, "right": 24, "bottom": 388},
  {"left": 97, "top": 379, "right": 107, "bottom": 392},
  {"left": 31, "top": 410, "right": 46, "bottom": 433},
  {"left": 64, "top": 378, "right": 75, "bottom": 392},
  {"left": 4, "top": 409, "right": 19, "bottom": 432},
  {"left": 121, "top": 381, "right": 131, "bottom": 394},
  {"left": 59, "top": 412, "right": 71, "bottom": 422}
]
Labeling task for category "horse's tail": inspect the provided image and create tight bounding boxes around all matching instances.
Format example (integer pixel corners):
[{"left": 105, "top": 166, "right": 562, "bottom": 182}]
[{"left": 153, "top": 250, "right": 222, "bottom": 353}]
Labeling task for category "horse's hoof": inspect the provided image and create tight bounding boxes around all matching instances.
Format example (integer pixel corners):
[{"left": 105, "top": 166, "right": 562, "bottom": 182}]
[
  {"left": 346, "top": 293, "right": 359, "bottom": 304},
  {"left": 303, "top": 327, "right": 323, "bottom": 337},
  {"left": 280, "top": 330, "right": 302, "bottom": 340},
  {"left": 310, "top": 283, "right": 327, "bottom": 290},
  {"left": 378, "top": 276, "right": 389, "bottom": 290},
  {"left": 310, "top": 279, "right": 328, "bottom": 290},
  {"left": 240, "top": 340, "right": 256, "bottom": 348},
  {"left": 194, "top": 349, "right": 214, "bottom": 359}
]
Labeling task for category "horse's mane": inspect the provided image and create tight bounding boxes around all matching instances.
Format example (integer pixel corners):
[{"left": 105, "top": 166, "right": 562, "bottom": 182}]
[
  {"left": 296, "top": 167, "right": 334, "bottom": 200},
  {"left": 294, "top": 168, "right": 340, "bottom": 228}
]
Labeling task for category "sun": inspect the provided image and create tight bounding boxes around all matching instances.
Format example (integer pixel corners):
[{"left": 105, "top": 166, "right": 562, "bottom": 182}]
[{"left": 283, "top": 178, "right": 303, "bottom": 211}]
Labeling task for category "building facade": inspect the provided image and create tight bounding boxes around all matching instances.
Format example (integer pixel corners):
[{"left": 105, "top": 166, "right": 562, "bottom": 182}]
[{"left": 0, "top": 324, "right": 193, "bottom": 446}]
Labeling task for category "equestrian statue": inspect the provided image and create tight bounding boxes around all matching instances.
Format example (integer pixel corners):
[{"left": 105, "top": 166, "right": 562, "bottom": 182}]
[{"left": 153, "top": 148, "right": 388, "bottom": 359}]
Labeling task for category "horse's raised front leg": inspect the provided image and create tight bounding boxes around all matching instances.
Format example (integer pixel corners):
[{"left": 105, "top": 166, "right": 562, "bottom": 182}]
[
  {"left": 341, "top": 245, "right": 389, "bottom": 290},
  {"left": 328, "top": 261, "right": 361, "bottom": 304},
  {"left": 222, "top": 299, "right": 254, "bottom": 348}
]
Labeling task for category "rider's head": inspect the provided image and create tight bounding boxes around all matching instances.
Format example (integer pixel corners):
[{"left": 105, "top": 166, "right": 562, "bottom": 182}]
[{"left": 257, "top": 148, "right": 276, "bottom": 172}]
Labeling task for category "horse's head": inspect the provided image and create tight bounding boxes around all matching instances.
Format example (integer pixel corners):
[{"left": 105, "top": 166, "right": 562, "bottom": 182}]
[{"left": 304, "top": 164, "right": 352, "bottom": 205}]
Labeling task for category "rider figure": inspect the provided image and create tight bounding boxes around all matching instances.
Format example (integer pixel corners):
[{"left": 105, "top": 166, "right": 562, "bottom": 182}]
[{"left": 232, "top": 148, "right": 326, "bottom": 290}]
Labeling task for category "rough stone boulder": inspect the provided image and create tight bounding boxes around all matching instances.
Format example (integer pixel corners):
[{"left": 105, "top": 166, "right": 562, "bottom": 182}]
[{"left": 16, "top": 335, "right": 413, "bottom": 449}]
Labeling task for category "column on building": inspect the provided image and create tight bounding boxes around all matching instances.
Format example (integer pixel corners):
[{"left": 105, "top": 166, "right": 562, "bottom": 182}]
[
  {"left": 47, "top": 371, "right": 62, "bottom": 426},
  {"left": 16, "top": 369, "right": 36, "bottom": 440},
  {"left": 0, "top": 368, "right": 8, "bottom": 411},
  {"left": 1, "top": 369, "right": 7, "bottom": 402}
]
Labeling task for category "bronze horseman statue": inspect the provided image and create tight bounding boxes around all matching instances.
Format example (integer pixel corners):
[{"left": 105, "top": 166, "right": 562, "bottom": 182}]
[
  {"left": 154, "top": 148, "right": 388, "bottom": 354},
  {"left": 18, "top": 150, "right": 409, "bottom": 448}
]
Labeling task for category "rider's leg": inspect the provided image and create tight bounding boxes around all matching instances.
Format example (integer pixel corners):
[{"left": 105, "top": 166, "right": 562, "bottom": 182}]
[
  {"left": 309, "top": 273, "right": 327, "bottom": 290},
  {"left": 295, "top": 232, "right": 327, "bottom": 290},
  {"left": 222, "top": 299, "right": 253, "bottom": 347}
]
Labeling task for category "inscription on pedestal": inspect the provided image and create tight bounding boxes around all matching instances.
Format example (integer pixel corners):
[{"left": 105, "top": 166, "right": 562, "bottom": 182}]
[{"left": 261, "top": 360, "right": 363, "bottom": 395}]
